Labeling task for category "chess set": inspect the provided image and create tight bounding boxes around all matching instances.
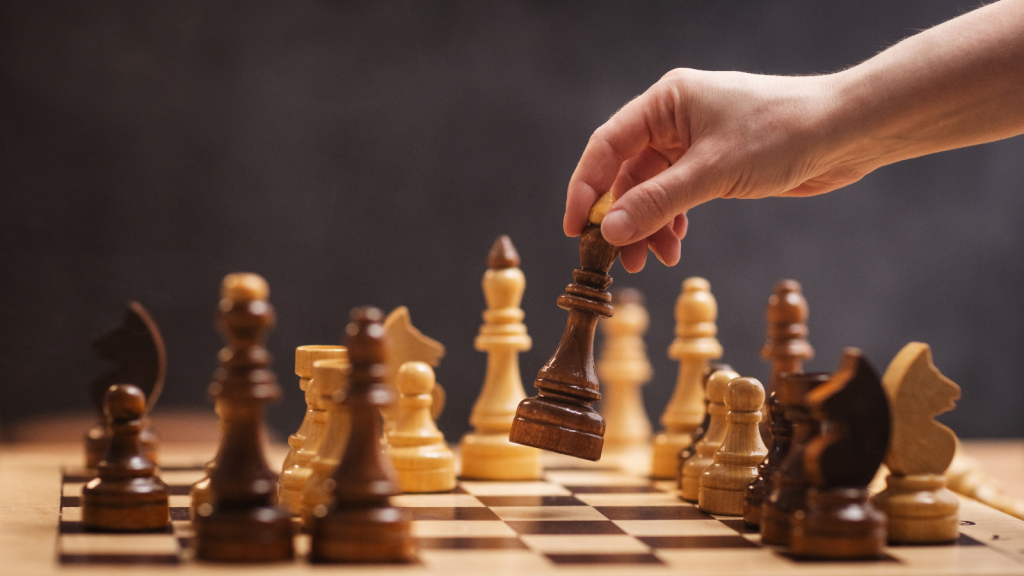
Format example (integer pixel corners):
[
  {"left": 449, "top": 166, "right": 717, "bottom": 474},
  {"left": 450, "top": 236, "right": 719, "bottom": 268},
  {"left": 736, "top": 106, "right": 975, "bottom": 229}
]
[{"left": 33, "top": 193, "right": 1024, "bottom": 573}]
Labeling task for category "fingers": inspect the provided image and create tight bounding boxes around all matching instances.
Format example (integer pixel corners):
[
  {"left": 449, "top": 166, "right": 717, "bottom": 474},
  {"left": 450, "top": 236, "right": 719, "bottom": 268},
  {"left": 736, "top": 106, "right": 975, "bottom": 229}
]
[
  {"left": 618, "top": 239, "right": 649, "bottom": 273},
  {"left": 617, "top": 221, "right": 683, "bottom": 273},
  {"left": 564, "top": 97, "right": 656, "bottom": 237}
]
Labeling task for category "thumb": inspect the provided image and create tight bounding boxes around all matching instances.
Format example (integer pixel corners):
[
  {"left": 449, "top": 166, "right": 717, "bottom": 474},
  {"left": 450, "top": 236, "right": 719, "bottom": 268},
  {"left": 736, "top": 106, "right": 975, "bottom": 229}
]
[{"left": 600, "top": 153, "right": 722, "bottom": 246}]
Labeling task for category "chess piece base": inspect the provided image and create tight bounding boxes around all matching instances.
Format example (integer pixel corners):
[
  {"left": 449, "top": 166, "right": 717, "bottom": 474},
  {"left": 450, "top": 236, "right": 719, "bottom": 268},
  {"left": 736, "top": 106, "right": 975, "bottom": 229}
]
[
  {"left": 390, "top": 445, "right": 456, "bottom": 493},
  {"left": 759, "top": 502, "right": 793, "bottom": 546},
  {"left": 651, "top": 432, "right": 693, "bottom": 479},
  {"left": 509, "top": 396, "right": 604, "bottom": 461},
  {"left": 194, "top": 507, "right": 294, "bottom": 562},
  {"left": 189, "top": 477, "right": 212, "bottom": 520},
  {"left": 680, "top": 454, "right": 713, "bottom": 502},
  {"left": 460, "top": 433, "right": 542, "bottom": 480},
  {"left": 278, "top": 466, "right": 313, "bottom": 515},
  {"left": 743, "top": 477, "right": 765, "bottom": 527},
  {"left": 698, "top": 485, "right": 745, "bottom": 516},
  {"left": 790, "top": 488, "right": 886, "bottom": 559},
  {"left": 871, "top": 474, "right": 959, "bottom": 543},
  {"left": 81, "top": 477, "right": 170, "bottom": 531},
  {"left": 302, "top": 459, "right": 340, "bottom": 527},
  {"left": 310, "top": 507, "right": 415, "bottom": 563}
]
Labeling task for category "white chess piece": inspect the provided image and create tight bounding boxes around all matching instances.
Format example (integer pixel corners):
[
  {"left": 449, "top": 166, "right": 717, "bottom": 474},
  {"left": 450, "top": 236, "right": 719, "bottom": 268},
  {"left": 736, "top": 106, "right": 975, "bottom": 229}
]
[
  {"left": 699, "top": 377, "right": 768, "bottom": 515},
  {"left": 387, "top": 362, "right": 456, "bottom": 492},
  {"left": 597, "top": 288, "right": 653, "bottom": 452}
]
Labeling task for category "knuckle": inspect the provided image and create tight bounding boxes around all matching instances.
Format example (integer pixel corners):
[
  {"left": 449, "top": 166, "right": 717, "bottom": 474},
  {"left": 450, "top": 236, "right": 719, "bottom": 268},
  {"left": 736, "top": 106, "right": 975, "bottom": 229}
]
[{"left": 630, "top": 181, "right": 675, "bottom": 224}]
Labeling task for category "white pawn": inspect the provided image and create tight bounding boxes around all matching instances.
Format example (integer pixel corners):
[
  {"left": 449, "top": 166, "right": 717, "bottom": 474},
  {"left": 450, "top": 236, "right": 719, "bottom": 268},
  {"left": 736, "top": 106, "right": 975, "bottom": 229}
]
[
  {"left": 680, "top": 368, "right": 739, "bottom": 502},
  {"left": 699, "top": 377, "right": 767, "bottom": 516},
  {"left": 652, "top": 277, "right": 723, "bottom": 478},
  {"left": 459, "top": 236, "right": 542, "bottom": 480},
  {"left": 387, "top": 362, "right": 456, "bottom": 493},
  {"left": 597, "top": 288, "right": 653, "bottom": 452}
]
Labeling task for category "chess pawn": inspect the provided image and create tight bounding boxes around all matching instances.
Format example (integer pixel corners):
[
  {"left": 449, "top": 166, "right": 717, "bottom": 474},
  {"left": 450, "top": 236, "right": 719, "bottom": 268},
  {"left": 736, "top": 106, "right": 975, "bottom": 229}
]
[
  {"left": 194, "top": 273, "right": 294, "bottom": 562},
  {"left": 699, "top": 377, "right": 767, "bottom": 515},
  {"left": 761, "top": 280, "right": 813, "bottom": 389},
  {"left": 652, "top": 278, "right": 723, "bottom": 478},
  {"left": 759, "top": 372, "right": 830, "bottom": 545},
  {"left": 301, "top": 357, "right": 352, "bottom": 526},
  {"left": 597, "top": 288, "right": 653, "bottom": 451},
  {"left": 743, "top": 384, "right": 791, "bottom": 527},
  {"left": 310, "top": 307, "right": 415, "bottom": 563},
  {"left": 680, "top": 368, "right": 739, "bottom": 501},
  {"left": 871, "top": 342, "right": 961, "bottom": 543},
  {"left": 460, "top": 236, "right": 541, "bottom": 480},
  {"left": 279, "top": 345, "right": 347, "bottom": 515},
  {"left": 387, "top": 362, "right": 456, "bottom": 492},
  {"left": 82, "top": 384, "right": 169, "bottom": 531}
]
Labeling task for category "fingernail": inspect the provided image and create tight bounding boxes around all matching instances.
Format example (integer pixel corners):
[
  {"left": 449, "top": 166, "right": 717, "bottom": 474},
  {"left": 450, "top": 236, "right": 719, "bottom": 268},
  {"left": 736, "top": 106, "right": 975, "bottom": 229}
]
[{"left": 601, "top": 210, "right": 636, "bottom": 244}]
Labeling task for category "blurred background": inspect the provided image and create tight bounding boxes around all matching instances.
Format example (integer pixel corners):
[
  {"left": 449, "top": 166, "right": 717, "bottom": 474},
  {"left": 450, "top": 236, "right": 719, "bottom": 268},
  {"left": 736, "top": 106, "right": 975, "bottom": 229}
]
[{"left": 1, "top": 1, "right": 1021, "bottom": 444}]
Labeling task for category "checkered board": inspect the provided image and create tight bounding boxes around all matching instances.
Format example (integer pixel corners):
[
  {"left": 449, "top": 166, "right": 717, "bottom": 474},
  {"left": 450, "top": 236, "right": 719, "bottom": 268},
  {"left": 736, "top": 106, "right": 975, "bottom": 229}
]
[{"left": 57, "top": 462, "right": 1024, "bottom": 575}]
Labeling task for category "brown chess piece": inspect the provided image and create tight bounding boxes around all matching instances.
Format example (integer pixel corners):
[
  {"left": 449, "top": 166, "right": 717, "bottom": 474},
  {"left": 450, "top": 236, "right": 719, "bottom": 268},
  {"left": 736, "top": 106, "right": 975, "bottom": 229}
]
[
  {"left": 759, "top": 372, "right": 830, "bottom": 545},
  {"left": 743, "top": 384, "right": 790, "bottom": 527},
  {"left": 761, "top": 281, "right": 813, "bottom": 389},
  {"left": 509, "top": 208, "right": 620, "bottom": 461},
  {"left": 310, "top": 307, "right": 416, "bottom": 563},
  {"left": 790, "top": 349, "right": 890, "bottom": 559},
  {"left": 82, "top": 384, "right": 169, "bottom": 531},
  {"left": 85, "top": 301, "right": 165, "bottom": 468},
  {"left": 193, "top": 273, "right": 294, "bottom": 562}
]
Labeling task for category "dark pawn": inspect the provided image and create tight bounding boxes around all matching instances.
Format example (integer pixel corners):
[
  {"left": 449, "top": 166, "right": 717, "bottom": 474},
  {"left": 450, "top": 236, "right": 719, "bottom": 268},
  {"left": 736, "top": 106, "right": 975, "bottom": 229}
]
[
  {"left": 194, "top": 273, "right": 294, "bottom": 562},
  {"left": 85, "top": 302, "right": 165, "bottom": 468},
  {"left": 510, "top": 225, "right": 620, "bottom": 461},
  {"left": 790, "top": 349, "right": 890, "bottom": 559},
  {"left": 311, "top": 307, "right": 416, "bottom": 563},
  {"left": 760, "top": 280, "right": 814, "bottom": 447},
  {"left": 759, "top": 372, "right": 830, "bottom": 545},
  {"left": 678, "top": 362, "right": 732, "bottom": 489},
  {"left": 743, "top": 384, "right": 790, "bottom": 527},
  {"left": 82, "top": 384, "right": 169, "bottom": 532}
]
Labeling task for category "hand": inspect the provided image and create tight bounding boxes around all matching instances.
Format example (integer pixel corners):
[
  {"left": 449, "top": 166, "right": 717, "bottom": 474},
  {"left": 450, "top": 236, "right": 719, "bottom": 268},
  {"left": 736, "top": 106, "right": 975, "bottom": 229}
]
[{"left": 565, "top": 69, "right": 866, "bottom": 272}]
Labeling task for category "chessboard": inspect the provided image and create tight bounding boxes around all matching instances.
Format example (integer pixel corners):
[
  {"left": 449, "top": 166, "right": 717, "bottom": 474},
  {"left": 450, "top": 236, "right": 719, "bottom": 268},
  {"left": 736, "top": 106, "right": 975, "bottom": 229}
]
[{"left": 42, "top": 449, "right": 1024, "bottom": 575}]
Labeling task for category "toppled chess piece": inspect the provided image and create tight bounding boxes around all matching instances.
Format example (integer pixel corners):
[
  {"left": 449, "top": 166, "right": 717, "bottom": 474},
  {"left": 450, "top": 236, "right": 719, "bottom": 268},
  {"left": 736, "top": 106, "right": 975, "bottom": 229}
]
[{"left": 82, "top": 384, "right": 169, "bottom": 532}]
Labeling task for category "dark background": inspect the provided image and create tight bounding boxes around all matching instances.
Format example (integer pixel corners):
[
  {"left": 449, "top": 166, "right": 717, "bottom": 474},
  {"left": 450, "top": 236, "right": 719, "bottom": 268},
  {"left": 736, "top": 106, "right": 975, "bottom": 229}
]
[{"left": 1, "top": 1, "right": 1021, "bottom": 441}]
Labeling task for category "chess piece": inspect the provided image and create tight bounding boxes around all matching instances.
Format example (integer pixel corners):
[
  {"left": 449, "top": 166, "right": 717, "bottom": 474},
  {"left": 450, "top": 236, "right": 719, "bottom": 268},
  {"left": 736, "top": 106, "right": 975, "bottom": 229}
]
[
  {"left": 301, "top": 357, "right": 352, "bottom": 526},
  {"left": 790, "top": 349, "right": 890, "bottom": 559},
  {"left": 279, "top": 345, "right": 347, "bottom": 515},
  {"left": 743, "top": 382, "right": 791, "bottom": 527},
  {"left": 82, "top": 384, "right": 169, "bottom": 531},
  {"left": 85, "top": 301, "right": 165, "bottom": 468},
  {"left": 193, "top": 273, "right": 294, "bottom": 562},
  {"left": 383, "top": 307, "right": 446, "bottom": 428},
  {"left": 460, "top": 236, "right": 542, "bottom": 480},
  {"left": 680, "top": 368, "right": 739, "bottom": 501},
  {"left": 311, "top": 307, "right": 416, "bottom": 563},
  {"left": 387, "top": 362, "right": 456, "bottom": 492},
  {"left": 677, "top": 361, "right": 733, "bottom": 487},
  {"left": 698, "top": 377, "right": 768, "bottom": 515},
  {"left": 871, "top": 342, "right": 961, "bottom": 543},
  {"left": 597, "top": 288, "right": 653, "bottom": 452},
  {"left": 510, "top": 193, "right": 620, "bottom": 461},
  {"left": 759, "top": 371, "right": 830, "bottom": 545},
  {"left": 761, "top": 280, "right": 813, "bottom": 390},
  {"left": 652, "top": 277, "right": 723, "bottom": 478}
]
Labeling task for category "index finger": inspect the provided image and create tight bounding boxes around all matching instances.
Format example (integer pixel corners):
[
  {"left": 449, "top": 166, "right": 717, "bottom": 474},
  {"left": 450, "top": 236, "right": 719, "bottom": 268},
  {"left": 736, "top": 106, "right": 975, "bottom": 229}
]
[{"left": 564, "top": 96, "right": 655, "bottom": 236}]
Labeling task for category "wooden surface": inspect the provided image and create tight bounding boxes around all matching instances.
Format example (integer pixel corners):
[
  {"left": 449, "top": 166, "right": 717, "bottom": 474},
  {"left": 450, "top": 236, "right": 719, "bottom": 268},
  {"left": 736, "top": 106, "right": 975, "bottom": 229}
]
[{"left": 2, "top": 440, "right": 1024, "bottom": 574}]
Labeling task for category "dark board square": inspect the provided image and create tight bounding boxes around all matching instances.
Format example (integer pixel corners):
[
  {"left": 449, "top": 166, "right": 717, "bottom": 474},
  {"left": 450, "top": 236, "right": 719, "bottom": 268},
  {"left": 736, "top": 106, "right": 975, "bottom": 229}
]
[
  {"left": 59, "top": 521, "right": 83, "bottom": 534},
  {"left": 450, "top": 485, "right": 469, "bottom": 494},
  {"left": 564, "top": 485, "right": 660, "bottom": 494},
  {"left": 546, "top": 553, "right": 664, "bottom": 565},
  {"left": 505, "top": 520, "right": 626, "bottom": 535},
  {"left": 957, "top": 533, "right": 985, "bottom": 546},
  {"left": 404, "top": 507, "right": 500, "bottom": 521},
  {"left": 417, "top": 537, "right": 528, "bottom": 550},
  {"left": 888, "top": 533, "right": 983, "bottom": 547},
  {"left": 639, "top": 535, "right": 758, "bottom": 549},
  {"left": 166, "top": 485, "right": 192, "bottom": 496},
  {"left": 718, "top": 518, "right": 760, "bottom": 533},
  {"left": 160, "top": 465, "right": 206, "bottom": 472},
  {"left": 62, "top": 474, "right": 94, "bottom": 484},
  {"left": 60, "top": 554, "right": 180, "bottom": 565},
  {"left": 169, "top": 507, "right": 191, "bottom": 521},
  {"left": 596, "top": 506, "right": 713, "bottom": 520},
  {"left": 475, "top": 496, "right": 586, "bottom": 507},
  {"left": 60, "top": 496, "right": 80, "bottom": 508},
  {"left": 544, "top": 466, "right": 619, "bottom": 472}
]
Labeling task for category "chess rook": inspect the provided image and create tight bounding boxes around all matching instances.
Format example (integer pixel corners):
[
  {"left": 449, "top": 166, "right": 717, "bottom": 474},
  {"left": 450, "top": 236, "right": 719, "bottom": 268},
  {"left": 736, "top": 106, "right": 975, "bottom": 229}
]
[
  {"left": 300, "top": 357, "right": 352, "bottom": 526},
  {"left": 652, "top": 277, "right": 723, "bottom": 478},
  {"left": 310, "top": 307, "right": 415, "bottom": 563},
  {"left": 193, "top": 273, "right": 294, "bottom": 562},
  {"left": 759, "top": 372, "right": 830, "bottom": 545},
  {"left": 460, "top": 236, "right": 542, "bottom": 480},
  {"left": 509, "top": 221, "right": 619, "bottom": 461},
  {"left": 387, "top": 362, "right": 456, "bottom": 492},
  {"left": 698, "top": 377, "right": 767, "bottom": 515},
  {"left": 871, "top": 342, "right": 961, "bottom": 543},
  {"left": 82, "top": 384, "right": 169, "bottom": 531},
  {"left": 279, "top": 345, "right": 347, "bottom": 515},
  {"left": 680, "top": 368, "right": 739, "bottom": 502},
  {"left": 597, "top": 288, "right": 653, "bottom": 452}
]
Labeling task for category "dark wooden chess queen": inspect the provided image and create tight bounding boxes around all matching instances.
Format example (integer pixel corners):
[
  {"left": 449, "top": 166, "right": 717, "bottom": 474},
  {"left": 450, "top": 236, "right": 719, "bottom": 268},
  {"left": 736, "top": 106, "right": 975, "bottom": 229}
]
[
  {"left": 82, "top": 384, "right": 169, "bottom": 531},
  {"left": 509, "top": 222, "right": 619, "bottom": 461},
  {"left": 193, "top": 273, "right": 294, "bottom": 562}
]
